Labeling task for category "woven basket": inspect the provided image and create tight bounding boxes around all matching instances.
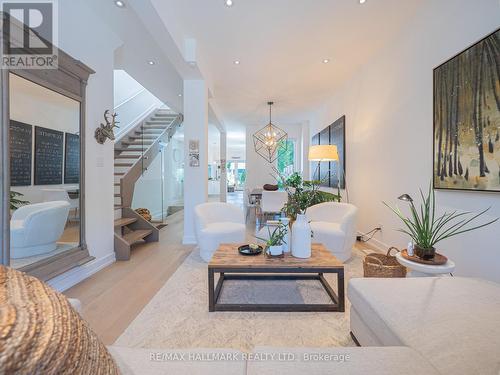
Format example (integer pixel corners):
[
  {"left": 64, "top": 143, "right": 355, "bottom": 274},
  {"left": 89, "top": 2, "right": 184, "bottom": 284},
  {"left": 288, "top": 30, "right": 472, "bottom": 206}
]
[{"left": 363, "top": 247, "right": 407, "bottom": 278}]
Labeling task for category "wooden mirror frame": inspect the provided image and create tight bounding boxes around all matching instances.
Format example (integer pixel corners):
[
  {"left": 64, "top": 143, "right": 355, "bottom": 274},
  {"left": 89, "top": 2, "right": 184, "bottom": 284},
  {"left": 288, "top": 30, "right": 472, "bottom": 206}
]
[{"left": 0, "top": 15, "right": 95, "bottom": 280}]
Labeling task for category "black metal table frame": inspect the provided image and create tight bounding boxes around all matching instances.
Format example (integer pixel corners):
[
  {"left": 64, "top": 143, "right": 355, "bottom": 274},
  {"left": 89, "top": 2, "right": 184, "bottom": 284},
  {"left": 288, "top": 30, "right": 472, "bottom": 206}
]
[{"left": 208, "top": 267, "right": 345, "bottom": 312}]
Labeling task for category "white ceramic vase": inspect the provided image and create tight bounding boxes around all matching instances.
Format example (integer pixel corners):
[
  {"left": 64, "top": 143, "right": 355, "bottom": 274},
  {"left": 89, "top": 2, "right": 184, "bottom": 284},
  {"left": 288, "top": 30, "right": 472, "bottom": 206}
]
[{"left": 291, "top": 214, "right": 311, "bottom": 258}]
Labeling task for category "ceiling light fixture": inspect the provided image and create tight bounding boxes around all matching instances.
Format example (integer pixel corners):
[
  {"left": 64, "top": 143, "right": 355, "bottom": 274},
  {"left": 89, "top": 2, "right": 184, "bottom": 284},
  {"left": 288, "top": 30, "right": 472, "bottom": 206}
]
[
  {"left": 178, "top": 94, "right": 183, "bottom": 97},
  {"left": 252, "top": 101, "right": 288, "bottom": 163},
  {"left": 114, "top": 0, "right": 125, "bottom": 8},
  {"left": 225, "top": 0, "right": 233, "bottom": 7},
  {"left": 234, "top": 60, "right": 240, "bottom": 65},
  {"left": 147, "top": 60, "right": 156, "bottom": 65},
  {"left": 359, "top": 0, "right": 366, "bottom": 4},
  {"left": 323, "top": 59, "right": 330, "bottom": 64}
]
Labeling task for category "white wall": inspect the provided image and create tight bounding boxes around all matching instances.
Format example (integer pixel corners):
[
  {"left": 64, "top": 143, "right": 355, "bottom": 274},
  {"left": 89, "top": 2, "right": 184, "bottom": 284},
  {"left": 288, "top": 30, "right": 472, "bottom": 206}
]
[
  {"left": 47, "top": 0, "right": 122, "bottom": 291},
  {"left": 310, "top": 0, "right": 500, "bottom": 282},
  {"left": 113, "top": 69, "right": 163, "bottom": 139},
  {"left": 182, "top": 80, "right": 208, "bottom": 244}
]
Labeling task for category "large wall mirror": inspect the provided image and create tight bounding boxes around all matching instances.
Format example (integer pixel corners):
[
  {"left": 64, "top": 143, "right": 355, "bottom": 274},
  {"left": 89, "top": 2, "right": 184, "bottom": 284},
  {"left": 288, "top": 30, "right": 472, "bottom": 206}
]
[
  {"left": 0, "top": 21, "right": 94, "bottom": 280},
  {"left": 9, "top": 73, "right": 82, "bottom": 270}
]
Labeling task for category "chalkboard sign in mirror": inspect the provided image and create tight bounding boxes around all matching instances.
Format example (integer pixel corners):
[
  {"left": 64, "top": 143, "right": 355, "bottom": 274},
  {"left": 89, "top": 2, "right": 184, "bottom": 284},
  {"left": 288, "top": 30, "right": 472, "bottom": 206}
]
[
  {"left": 9, "top": 120, "right": 32, "bottom": 186},
  {"left": 64, "top": 133, "right": 80, "bottom": 184},
  {"left": 34, "top": 126, "right": 64, "bottom": 185}
]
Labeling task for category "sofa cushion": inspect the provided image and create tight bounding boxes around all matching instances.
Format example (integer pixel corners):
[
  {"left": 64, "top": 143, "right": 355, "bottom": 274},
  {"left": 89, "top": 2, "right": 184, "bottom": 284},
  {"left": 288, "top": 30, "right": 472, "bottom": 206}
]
[
  {"left": 348, "top": 277, "right": 500, "bottom": 375},
  {"left": 247, "top": 346, "right": 439, "bottom": 375},
  {"left": 108, "top": 346, "right": 246, "bottom": 375}
]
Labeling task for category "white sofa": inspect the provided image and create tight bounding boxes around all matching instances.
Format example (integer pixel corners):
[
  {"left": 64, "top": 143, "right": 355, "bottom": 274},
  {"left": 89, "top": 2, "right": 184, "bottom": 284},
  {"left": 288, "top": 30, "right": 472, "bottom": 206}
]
[
  {"left": 10, "top": 201, "right": 70, "bottom": 259},
  {"left": 194, "top": 202, "right": 246, "bottom": 262},
  {"left": 348, "top": 277, "right": 500, "bottom": 375},
  {"left": 109, "top": 345, "right": 438, "bottom": 375},
  {"left": 306, "top": 202, "right": 358, "bottom": 262},
  {"left": 109, "top": 276, "right": 500, "bottom": 374}
]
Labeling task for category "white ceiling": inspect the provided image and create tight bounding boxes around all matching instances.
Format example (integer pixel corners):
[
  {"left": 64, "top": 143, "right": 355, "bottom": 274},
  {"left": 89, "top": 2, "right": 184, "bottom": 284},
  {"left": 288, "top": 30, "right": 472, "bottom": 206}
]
[{"left": 150, "top": 0, "right": 424, "bottom": 134}]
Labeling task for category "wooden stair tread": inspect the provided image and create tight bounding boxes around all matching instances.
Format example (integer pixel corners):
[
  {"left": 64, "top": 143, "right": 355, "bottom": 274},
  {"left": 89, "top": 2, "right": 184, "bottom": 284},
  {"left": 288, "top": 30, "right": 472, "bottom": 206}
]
[
  {"left": 128, "top": 135, "right": 157, "bottom": 139},
  {"left": 114, "top": 155, "right": 141, "bottom": 159},
  {"left": 114, "top": 194, "right": 121, "bottom": 197},
  {"left": 114, "top": 217, "right": 137, "bottom": 227},
  {"left": 114, "top": 173, "right": 125, "bottom": 176},
  {"left": 121, "top": 143, "right": 154, "bottom": 146},
  {"left": 123, "top": 229, "right": 153, "bottom": 244},
  {"left": 114, "top": 163, "right": 134, "bottom": 167},
  {"left": 115, "top": 148, "right": 147, "bottom": 152}
]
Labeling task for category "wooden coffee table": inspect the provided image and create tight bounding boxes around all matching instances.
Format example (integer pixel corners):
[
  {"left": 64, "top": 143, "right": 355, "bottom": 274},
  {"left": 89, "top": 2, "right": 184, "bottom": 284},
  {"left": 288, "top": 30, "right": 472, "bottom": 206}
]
[{"left": 208, "top": 243, "right": 345, "bottom": 312}]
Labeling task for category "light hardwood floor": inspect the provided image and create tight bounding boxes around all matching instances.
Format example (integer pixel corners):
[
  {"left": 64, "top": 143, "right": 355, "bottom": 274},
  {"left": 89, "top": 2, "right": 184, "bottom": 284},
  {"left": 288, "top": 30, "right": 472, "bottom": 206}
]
[{"left": 64, "top": 210, "right": 194, "bottom": 345}]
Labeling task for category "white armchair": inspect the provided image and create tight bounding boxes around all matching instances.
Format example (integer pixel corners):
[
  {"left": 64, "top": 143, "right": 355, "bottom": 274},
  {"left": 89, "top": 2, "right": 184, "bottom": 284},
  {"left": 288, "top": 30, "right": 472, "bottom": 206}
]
[
  {"left": 43, "top": 188, "right": 79, "bottom": 220},
  {"left": 194, "top": 202, "right": 246, "bottom": 262},
  {"left": 10, "top": 201, "right": 71, "bottom": 259},
  {"left": 306, "top": 202, "right": 358, "bottom": 262}
]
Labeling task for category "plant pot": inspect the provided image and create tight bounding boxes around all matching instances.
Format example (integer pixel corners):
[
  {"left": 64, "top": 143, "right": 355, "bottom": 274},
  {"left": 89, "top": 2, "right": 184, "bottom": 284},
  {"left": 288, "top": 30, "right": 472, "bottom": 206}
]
[
  {"left": 414, "top": 245, "right": 436, "bottom": 260},
  {"left": 291, "top": 214, "right": 311, "bottom": 258},
  {"left": 268, "top": 245, "right": 284, "bottom": 257}
]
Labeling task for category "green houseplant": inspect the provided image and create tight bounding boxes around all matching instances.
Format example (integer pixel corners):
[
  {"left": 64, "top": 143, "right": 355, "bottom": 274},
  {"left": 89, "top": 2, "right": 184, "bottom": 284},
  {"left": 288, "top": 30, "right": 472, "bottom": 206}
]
[
  {"left": 255, "top": 222, "right": 287, "bottom": 256},
  {"left": 10, "top": 191, "right": 29, "bottom": 210},
  {"left": 275, "top": 171, "right": 340, "bottom": 221},
  {"left": 384, "top": 184, "right": 498, "bottom": 260}
]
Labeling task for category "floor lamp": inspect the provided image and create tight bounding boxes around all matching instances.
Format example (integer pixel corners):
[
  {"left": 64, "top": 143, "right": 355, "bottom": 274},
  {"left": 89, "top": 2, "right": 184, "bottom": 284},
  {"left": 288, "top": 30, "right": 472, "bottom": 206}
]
[{"left": 308, "top": 145, "right": 345, "bottom": 200}]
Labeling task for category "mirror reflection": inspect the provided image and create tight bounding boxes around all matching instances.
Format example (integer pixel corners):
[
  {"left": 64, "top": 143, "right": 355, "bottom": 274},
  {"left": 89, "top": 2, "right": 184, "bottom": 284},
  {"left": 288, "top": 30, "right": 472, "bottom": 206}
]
[{"left": 9, "top": 73, "right": 81, "bottom": 269}]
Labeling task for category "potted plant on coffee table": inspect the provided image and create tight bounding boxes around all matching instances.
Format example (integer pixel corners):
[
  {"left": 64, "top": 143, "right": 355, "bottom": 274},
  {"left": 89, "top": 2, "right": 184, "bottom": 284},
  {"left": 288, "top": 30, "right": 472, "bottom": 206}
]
[
  {"left": 384, "top": 184, "right": 498, "bottom": 260},
  {"left": 255, "top": 222, "right": 287, "bottom": 257}
]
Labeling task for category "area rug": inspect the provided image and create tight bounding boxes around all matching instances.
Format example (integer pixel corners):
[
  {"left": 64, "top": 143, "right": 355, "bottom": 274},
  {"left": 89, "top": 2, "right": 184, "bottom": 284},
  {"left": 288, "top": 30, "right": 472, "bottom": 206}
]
[{"left": 115, "top": 247, "right": 371, "bottom": 352}]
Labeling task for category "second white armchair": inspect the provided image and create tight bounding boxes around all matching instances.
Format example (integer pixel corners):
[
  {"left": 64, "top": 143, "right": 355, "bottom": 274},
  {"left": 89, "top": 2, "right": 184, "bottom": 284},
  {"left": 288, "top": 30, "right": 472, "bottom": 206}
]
[
  {"left": 194, "top": 202, "right": 246, "bottom": 262},
  {"left": 306, "top": 202, "right": 358, "bottom": 262}
]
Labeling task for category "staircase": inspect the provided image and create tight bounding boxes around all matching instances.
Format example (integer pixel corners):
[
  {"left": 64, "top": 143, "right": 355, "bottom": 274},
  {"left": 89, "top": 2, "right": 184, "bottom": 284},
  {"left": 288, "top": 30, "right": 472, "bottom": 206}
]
[{"left": 113, "top": 108, "right": 183, "bottom": 260}]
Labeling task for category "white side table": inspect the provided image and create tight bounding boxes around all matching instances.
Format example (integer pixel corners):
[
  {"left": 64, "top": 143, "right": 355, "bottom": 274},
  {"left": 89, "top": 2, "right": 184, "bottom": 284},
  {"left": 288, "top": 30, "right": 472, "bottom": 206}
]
[{"left": 395, "top": 253, "right": 455, "bottom": 277}]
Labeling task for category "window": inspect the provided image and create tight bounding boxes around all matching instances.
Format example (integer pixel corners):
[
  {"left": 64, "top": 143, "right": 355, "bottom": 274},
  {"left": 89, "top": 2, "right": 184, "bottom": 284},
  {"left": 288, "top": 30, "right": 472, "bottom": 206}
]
[{"left": 277, "top": 140, "right": 296, "bottom": 176}]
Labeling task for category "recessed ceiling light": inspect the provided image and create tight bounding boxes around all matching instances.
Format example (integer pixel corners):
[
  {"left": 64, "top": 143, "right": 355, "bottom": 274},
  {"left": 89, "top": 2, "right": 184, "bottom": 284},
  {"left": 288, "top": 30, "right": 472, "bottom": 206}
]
[
  {"left": 359, "top": 0, "right": 366, "bottom": 4},
  {"left": 323, "top": 59, "right": 330, "bottom": 63},
  {"left": 114, "top": 0, "right": 125, "bottom": 8},
  {"left": 147, "top": 60, "right": 155, "bottom": 65},
  {"left": 178, "top": 94, "right": 182, "bottom": 97},
  {"left": 225, "top": 0, "right": 233, "bottom": 7},
  {"left": 234, "top": 60, "right": 240, "bottom": 65}
]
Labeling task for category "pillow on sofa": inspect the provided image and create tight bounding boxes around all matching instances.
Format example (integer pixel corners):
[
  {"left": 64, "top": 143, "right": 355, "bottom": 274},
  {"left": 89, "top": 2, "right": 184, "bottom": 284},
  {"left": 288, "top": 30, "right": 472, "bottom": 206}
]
[
  {"left": 0, "top": 265, "right": 119, "bottom": 374},
  {"left": 263, "top": 184, "right": 279, "bottom": 191}
]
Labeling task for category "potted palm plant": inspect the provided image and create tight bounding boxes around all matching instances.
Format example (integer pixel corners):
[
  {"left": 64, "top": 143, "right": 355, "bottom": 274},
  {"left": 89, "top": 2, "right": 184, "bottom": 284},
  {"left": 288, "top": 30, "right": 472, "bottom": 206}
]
[{"left": 384, "top": 184, "right": 498, "bottom": 260}]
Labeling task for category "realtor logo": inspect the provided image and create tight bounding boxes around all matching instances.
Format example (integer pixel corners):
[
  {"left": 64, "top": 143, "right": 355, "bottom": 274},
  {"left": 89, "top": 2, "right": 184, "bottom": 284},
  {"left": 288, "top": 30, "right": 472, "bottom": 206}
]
[{"left": 1, "top": 0, "right": 58, "bottom": 69}]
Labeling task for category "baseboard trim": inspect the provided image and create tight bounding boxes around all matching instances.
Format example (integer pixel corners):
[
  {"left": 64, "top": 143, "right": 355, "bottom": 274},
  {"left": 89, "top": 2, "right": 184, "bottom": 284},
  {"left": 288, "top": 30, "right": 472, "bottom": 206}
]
[
  {"left": 182, "top": 235, "right": 197, "bottom": 245},
  {"left": 356, "top": 231, "right": 388, "bottom": 253},
  {"left": 47, "top": 253, "right": 116, "bottom": 292}
]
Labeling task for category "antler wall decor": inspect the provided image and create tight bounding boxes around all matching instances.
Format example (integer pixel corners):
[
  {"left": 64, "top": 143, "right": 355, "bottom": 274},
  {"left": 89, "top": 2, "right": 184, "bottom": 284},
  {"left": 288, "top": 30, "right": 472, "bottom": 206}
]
[{"left": 95, "top": 110, "right": 120, "bottom": 144}]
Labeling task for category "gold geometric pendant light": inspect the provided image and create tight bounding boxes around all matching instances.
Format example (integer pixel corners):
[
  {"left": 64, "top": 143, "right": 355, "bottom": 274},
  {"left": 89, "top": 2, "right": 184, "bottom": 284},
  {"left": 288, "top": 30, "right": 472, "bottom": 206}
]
[{"left": 252, "top": 101, "right": 288, "bottom": 163}]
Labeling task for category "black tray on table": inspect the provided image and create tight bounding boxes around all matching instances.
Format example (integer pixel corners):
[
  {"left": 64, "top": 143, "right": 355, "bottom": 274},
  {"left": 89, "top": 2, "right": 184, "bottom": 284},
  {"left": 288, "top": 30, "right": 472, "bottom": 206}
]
[{"left": 238, "top": 244, "right": 263, "bottom": 256}]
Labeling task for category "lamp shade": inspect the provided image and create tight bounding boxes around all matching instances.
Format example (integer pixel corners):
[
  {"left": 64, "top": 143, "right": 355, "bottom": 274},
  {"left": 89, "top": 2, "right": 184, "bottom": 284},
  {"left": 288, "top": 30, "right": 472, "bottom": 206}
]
[{"left": 308, "top": 145, "right": 339, "bottom": 161}]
